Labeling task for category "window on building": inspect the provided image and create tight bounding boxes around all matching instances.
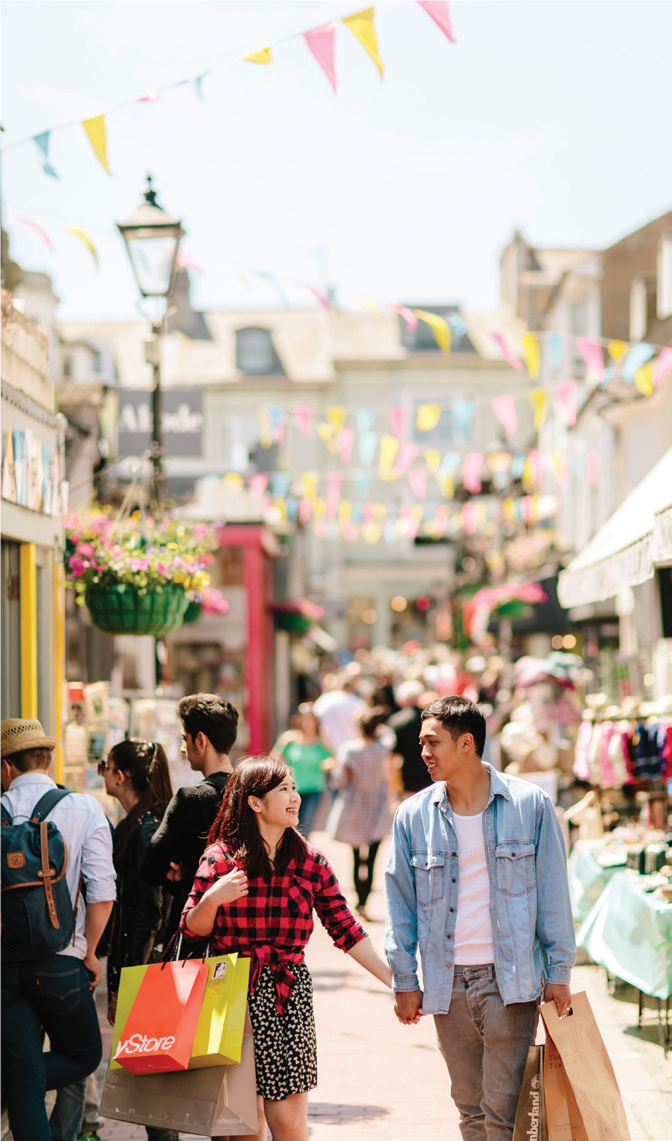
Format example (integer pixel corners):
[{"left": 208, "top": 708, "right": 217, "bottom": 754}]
[
  {"left": 235, "top": 327, "right": 285, "bottom": 375},
  {"left": 630, "top": 277, "right": 657, "bottom": 341}
]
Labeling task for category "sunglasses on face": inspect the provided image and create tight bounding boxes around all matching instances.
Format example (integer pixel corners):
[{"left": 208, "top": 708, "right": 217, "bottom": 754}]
[{"left": 97, "top": 759, "right": 113, "bottom": 776}]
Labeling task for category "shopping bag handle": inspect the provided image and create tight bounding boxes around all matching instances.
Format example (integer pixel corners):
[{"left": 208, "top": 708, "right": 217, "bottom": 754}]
[{"left": 161, "top": 930, "right": 211, "bottom": 968}]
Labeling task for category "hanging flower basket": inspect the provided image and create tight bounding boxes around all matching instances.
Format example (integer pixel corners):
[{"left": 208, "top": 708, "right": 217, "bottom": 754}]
[
  {"left": 182, "top": 599, "right": 203, "bottom": 624},
  {"left": 84, "top": 583, "right": 190, "bottom": 636}
]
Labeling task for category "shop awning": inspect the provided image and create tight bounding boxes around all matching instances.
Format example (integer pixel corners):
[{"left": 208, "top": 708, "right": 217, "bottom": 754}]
[{"left": 558, "top": 448, "right": 672, "bottom": 609}]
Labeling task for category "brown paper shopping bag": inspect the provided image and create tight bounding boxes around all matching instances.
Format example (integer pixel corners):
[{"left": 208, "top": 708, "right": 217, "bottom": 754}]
[
  {"left": 540, "top": 991, "right": 630, "bottom": 1141},
  {"left": 101, "top": 1008, "right": 258, "bottom": 1136},
  {"left": 512, "top": 1044, "right": 547, "bottom": 1141}
]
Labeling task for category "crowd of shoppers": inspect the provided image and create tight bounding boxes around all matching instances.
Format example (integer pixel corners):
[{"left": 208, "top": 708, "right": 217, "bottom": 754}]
[{"left": 1, "top": 667, "right": 577, "bottom": 1141}]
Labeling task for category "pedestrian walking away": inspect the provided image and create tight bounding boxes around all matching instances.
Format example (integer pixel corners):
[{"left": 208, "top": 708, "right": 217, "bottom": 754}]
[
  {"left": 271, "top": 702, "right": 333, "bottom": 838},
  {"left": 384, "top": 696, "right": 575, "bottom": 1141},
  {"left": 180, "top": 754, "right": 393, "bottom": 1141},
  {"left": 1, "top": 719, "right": 116, "bottom": 1141},
  {"left": 328, "top": 706, "right": 394, "bottom": 919},
  {"left": 141, "top": 692, "right": 238, "bottom": 940},
  {"left": 99, "top": 737, "right": 178, "bottom": 1141}
]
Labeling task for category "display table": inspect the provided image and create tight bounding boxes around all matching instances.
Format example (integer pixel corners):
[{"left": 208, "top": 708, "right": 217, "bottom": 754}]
[
  {"left": 567, "top": 841, "right": 627, "bottom": 923},
  {"left": 576, "top": 870, "right": 672, "bottom": 1051}
]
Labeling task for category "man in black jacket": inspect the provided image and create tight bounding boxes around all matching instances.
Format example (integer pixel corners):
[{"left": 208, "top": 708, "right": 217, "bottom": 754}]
[{"left": 141, "top": 693, "right": 238, "bottom": 940}]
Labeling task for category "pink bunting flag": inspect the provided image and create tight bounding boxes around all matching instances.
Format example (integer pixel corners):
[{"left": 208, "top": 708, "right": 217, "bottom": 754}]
[
  {"left": 363, "top": 504, "right": 376, "bottom": 524},
  {"left": 337, "top": 427, "right": 355, "bottom": 465},
  {"left": 462, "top": 503, "right": 477, "bottom": 535},
  {"left": 342, "top": 523, "right": 358, "bottom": 542},
  {"left": 386, "top": 304, "right": 418, "bottom": 332},
  {"left": 304, "top": 25, "right": 338, "bottom": 91},
  {"left": 137, "top": 91, "right": 160, "bottom": 103},
  {"left": 13, "top": 215, "right": 53, "bottom": 248},
  {"left": 463, "top": 453, "right": 482, "bottom": 494},
  {"left": 326, "top": 472, "right": 342, "bottom": 508},
  {"left": 249, "top": 474, "right": 268, "bottom": 497},
  {"left": 654, "top": 347, "right": 672, "bottom": 388},
  {"left": 394, "top": 443, "right": 420, "bottom": 475},
  {"left": 304, "top": 284, "right": 331, "bottom": 309},
  {"left": 298, "top": 499, "right": 312, "bottom": 525},
  {"left": 556, "top": 380, "right": 578, "bottom": 426},
  {"left": 408, "top": 468, "right": 428, "bottom": 500},
  {"left": 586, "top": 451, "right": 601, "bottom": 484},
  {"left": 491, "top": 332, "right": 522, "bottom": 371},
  {"left": 528, "top": 449, "right": 543, "bottom": 485},
  {"left": 177, "top": 251, "right": 203, "bottom": 273},
  {"left": 576, "top": 337, "right": 604, "bottom": 376},
  {"left": 491, "top": 394, "right": 517, "bottom": 437},
  {"left": 389, "top": 406, "right": 407, "bottom": 440},
  {"left": 295, "top": 405, "right": 314, "bottom": 436},
  {"left": 418, "top": 1, "right": 457, "bottom": 43}
]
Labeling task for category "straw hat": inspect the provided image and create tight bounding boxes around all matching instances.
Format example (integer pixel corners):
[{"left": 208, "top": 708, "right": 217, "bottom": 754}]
[{"left": 1, "top": 719, "right": 57, "bottom": 759}]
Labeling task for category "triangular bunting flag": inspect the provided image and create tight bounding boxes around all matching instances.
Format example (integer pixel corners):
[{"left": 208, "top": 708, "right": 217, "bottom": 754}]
[
  {"left": 623, "top": 343, "right": 655, "bottom": 383},
  {"left": 546, "top": 332, "right": 563, "bottom": 371},
  {"left": 491, "top": 331, "right": 522, "bottom": 371},
  {"left": 653, "top": 347, "right": 672, "bottom": 388},
  {"left": 244, "top": 47, "right": 273, "bottom": 64},
  {"left": 295, "top": 405, "right": 314, "bottom": 436},
  {"left": 327, "top": 406, "right": 346, "bottom": 433},
  {"left": 394, "top": 443, "right": 420, "bottom": 475},
  {"left": 521, "top": 331, "right": 540, "bottom": 379},
  {"left": 576, "top": 336, "right": 604, "bottom": 376},
  {"left": 463, "top": 453, "right": 482, "bottom": 494},
  {"left": 556, "top": 381, "right": 578, "bottom": 427},
  {"left": 408, "top": 468, "right": 428, "bottom": 499},
  {"left": 358, "top": 430, "right": 378, "bottom": 466},
  {"left": 634, "top": 362, "right": 655, "bottom": 396},
  {"left": 337, "top": 427, "right": 355, "bottom": 465},
  {"left": 387, "top": 304, "right": 418, "bottom": 331},
  {"left": 416, "top": 404, "right": 442, "bottom": 432},
  {"left": 451, "top": 400, "right": 475, "bottom": 440},
  {"left": 342, "top": 9, "right": 384, "bottom": 78},
  {"left": 607, "top": 340, "right": 628, "bottom": 362},
  {"left": 379, "top": 435, "right": 399, "bottom": 476},
  {"left": 304, "top": 25, "right": 338, "bottom": 91},
  {"left": 491, "top": 394, "right": 517, "bottom": 437},
  {"left": 528, "top": 389, "right": 548, "bottom": 430},
  {"left": 33, "top": 132, "right": 59, "bottom": 179},
  {"left": 417, "top": 1, "right": 457, "bottom": 43},
  {"left": 67, "top": 227, "right": 99, "bottom": 269},
  {"left": 388, "top": 406, "right": 407, "bottom": 439},
  {"left": 414, "top": 309, "right": 451, "bottom": 352},
  {"left": 82, "top": 115, "right": 110, "bottom": 173}
]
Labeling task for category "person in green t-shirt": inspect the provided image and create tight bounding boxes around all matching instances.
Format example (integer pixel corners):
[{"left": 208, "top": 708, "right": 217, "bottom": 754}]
[{"left": 272, "top": 704, "right": 333, "bottom": 837}]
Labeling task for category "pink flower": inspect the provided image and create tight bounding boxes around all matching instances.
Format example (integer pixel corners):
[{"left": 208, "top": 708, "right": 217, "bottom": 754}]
[
  {"left": 77, "top": 542, "right": 95, "bottom": 558},
  {"left": 203, "top": 588, "right": 228, "bottom": 614},
  {"left": 68, "top": 555, "right": 86, "bottom": 577}
]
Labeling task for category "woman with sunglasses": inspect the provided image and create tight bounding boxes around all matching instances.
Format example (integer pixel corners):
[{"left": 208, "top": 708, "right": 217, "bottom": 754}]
[
  {"left": 180, "top": 755, "right": 393, "bottom": 1141},
  {"left": 99, "top": 741, "right": 177, "bottom": 1140}
]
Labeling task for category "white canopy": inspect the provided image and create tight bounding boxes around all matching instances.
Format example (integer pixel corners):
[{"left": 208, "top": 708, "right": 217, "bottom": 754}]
[{"left": 558, "top": 448, "right": 672, "bottom": 609}]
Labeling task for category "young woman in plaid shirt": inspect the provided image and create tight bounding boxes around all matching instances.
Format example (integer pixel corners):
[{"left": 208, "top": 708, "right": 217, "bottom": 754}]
[{"left": 181, "top": 755, "right": 392, "bottom": 1141}]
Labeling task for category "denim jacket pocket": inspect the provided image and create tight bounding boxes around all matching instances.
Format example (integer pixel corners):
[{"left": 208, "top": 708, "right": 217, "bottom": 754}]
[
  {"left": 494, "top": 842, "right": 535, "bottom": 896},
  {"left": 410, "top": 853, "right": 446, "bottom": 907}
]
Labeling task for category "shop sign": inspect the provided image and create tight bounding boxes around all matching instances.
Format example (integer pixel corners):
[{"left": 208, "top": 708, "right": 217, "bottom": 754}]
[
  {"left": 1, "top": 425, "right": 58, "bottom": 515},
  {"left": 117, "top": 389, "right": 204, "bottom": 458}
]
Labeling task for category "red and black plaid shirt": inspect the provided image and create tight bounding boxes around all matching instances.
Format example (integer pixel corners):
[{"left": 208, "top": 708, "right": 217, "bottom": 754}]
[{"left": 180, "top": 842, "right": 366, "bottom": 1012}]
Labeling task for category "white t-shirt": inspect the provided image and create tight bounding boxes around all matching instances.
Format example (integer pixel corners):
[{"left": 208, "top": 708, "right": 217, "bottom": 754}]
[
  {"left": 452, "top": 810, "right": 494, "bottom": 965},
  {"left": 313, "top": 690, "right": 366, "bottom": 752}
]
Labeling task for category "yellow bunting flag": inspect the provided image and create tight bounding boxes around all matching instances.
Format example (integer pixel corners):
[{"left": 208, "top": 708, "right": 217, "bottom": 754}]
[
  {"left": 379, "top": 435, "right": 399, "bottom": 477},
  {"left": 634, "top": 362, "right": 655, "bottom": 395},
  {"left": 82, "top": 116, "right": 110, "bottom": 173},
  {"left": 224, "top": 472, "right": 245, "bottom": 490},
  {"left": 362, "top": 524, "right": 381, "bottom": 544},
  {"left": 528, "top": 389, "right": 548, "bottom": 430},
  {"left": 416, "top": 404, "right": 442, "bottom": 432},
  {"left": 338, "top": 500, "right": 352, "bottom": 523},
  {"left": 342, "top": 9, "right": 384, "bottom": 78},
  {"left": 67, "top": 227, "right": 98, "bottom": 269},
  {"left": 244, "top": 47, "right": 273, "bottom": 64},
  {"left": 258, "top": 409, "right": 273, "bottom": 449},
  {"left": 314, "top": 498, "right": 326, "bottom": 520},
  {"left": 316, "top": 423, "right": 336, "bottom": 453},
  {"left": 521, "top": 332, "right": 540, "bottom": 380},
  {"left": 353, "top": 295, "right": 382, "bottom": 315},
  {"left": 302, "top": 474, "right": 317, "bottom": 500},
  {"left": 326, "top": 406, "right": 346, "bottom": 433},
  {"left": 608, "top": 340, "right": 628, "bottom": 362},
  {"left": 424, "top": 449, "right": 441, "bottom": 474},
  {"left": 272, "top": 498, "right": 287, "bottom": 522},
  {"left": 414, "top": 310, "right": 451, "bottom": 353},
  {"left": 439, "top": 476, "right": 454, "bottom": 500}
]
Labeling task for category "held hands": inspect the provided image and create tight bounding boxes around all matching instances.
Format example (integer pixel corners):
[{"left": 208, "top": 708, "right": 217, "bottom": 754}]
[
  {"left": 544, "top": 982, "right": 572, "bottom": 1017},
  {"left": 206, "top": 867, "right": 249, "bottom": 906},
  {"left": 394, "top": 989, "right": 423, "bottom": 1025},
  {"left": 83, "top": 951, "right": 103, "bottom": 990},
  {"left": 166, "top": 861, "right": 183, "bottom": 882}
]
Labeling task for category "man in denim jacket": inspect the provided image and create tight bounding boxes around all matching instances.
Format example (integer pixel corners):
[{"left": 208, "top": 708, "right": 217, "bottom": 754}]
[{"left": 384, "top": 696, "right": 574, "bottom": 1141}]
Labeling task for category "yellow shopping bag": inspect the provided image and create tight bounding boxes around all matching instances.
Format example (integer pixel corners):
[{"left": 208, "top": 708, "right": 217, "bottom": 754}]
[
  {"left": 190, "top": 953, "right": 250, "bottom": 1069},
  {"left": 110, "top": 953, "right": 250, "bottom": 1072}
]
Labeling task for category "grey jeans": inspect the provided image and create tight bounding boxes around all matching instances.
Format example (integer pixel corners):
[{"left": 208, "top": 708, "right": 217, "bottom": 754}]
[{"left": 434, "top": 964, "right": 538, "bottom": 1141}]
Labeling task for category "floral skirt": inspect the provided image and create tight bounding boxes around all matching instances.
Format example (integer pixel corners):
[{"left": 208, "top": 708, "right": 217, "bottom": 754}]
[{"left": 247, "top": 963, "right": 318, "bottom": 1100}]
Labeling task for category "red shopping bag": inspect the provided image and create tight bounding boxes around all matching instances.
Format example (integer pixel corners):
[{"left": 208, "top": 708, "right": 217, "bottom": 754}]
[{"left": 113, "top": 959, "right": 209, "bottom": 1074}]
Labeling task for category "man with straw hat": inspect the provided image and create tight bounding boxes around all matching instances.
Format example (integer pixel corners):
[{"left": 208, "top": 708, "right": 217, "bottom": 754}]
[{"left": 1, "top": 718, "right": 116, "bottom": 1141}]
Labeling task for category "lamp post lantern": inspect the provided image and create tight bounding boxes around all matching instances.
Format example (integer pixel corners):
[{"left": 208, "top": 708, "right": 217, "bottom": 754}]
[{"left": 117, "top": 175, "right": 184, "bottom": 505}]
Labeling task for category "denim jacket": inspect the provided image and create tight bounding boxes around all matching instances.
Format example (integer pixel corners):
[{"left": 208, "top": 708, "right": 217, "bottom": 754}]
[{"left": 384, "top": 765, "right": 575, "bottom": 1014}]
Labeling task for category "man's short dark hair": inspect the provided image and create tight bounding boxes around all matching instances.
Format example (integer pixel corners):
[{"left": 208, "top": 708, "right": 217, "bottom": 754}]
[
  {"left": 6, "top": 747, "right": 52, "bottom": 774},
  {"left": 177, "top": 693, "right": 239, "bottom": 755},
  {"left": 421, "top": 696, "right": 486, "bottom": 758}
]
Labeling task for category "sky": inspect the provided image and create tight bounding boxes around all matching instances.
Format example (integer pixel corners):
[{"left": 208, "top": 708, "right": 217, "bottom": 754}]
[{"left": 2, "top": 1, "right": 671, "bottom": 323}]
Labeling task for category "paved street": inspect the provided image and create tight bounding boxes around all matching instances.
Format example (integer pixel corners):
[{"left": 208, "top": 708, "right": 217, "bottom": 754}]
[{"left": 86, "top": 833, "right": 671, "bottom": 1140}]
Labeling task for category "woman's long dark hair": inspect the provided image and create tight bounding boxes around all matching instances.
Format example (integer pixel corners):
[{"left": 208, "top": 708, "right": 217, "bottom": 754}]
[
  {"left": 208, "top": 755, "right": 307, "bottom": 878},
  {"left": 111, "top": 738, "right": 173, "bottom": 866}
]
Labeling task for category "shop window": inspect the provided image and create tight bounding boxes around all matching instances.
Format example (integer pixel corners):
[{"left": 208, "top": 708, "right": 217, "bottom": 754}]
[{"left": 235, "top": 327, "right": 285, "bottom": 376}]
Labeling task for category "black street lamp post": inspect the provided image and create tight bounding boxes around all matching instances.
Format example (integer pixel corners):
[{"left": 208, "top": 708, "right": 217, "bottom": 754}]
[{"left": 116, "top": 176, "right": 184, "bottom": 505}]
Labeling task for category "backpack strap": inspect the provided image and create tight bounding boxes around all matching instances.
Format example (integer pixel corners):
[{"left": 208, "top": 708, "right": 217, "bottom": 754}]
[
  {"left": 31, "top": 788, "right": 71, "bottom": 823},
  {"left": 39, "top": 823, "right": 66, "bottom": 930},
  {"left": 1, "top": 802, "right": 11, "bottom": 826}
]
